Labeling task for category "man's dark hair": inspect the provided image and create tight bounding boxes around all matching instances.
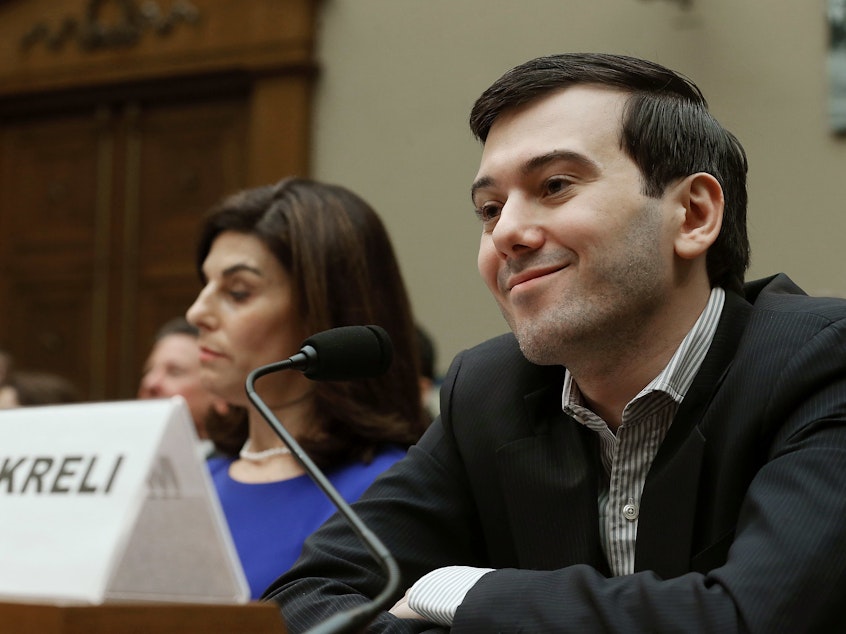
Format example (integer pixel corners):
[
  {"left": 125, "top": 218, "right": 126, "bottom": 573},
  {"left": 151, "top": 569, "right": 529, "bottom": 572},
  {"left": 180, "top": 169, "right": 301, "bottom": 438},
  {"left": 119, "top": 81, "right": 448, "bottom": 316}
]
[
  {"left": 154, "top": 317, "right": 198, "bottom": 342},
  {"left": 470, "top": 53, "right": 750, "bottom": 293}
]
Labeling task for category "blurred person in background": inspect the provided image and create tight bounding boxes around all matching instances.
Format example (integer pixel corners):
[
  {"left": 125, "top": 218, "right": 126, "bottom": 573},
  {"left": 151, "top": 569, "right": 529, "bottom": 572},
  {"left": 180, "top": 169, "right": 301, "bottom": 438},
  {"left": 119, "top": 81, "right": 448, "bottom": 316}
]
[
  {"left": 0, "top": 370, "right": 80, "bottom": 408},
  {"left": 415, "top": 324, "right": 439, "bottom": 420},
  {"left": 138, "top": 317, "right": 234, "bottom": 455}
]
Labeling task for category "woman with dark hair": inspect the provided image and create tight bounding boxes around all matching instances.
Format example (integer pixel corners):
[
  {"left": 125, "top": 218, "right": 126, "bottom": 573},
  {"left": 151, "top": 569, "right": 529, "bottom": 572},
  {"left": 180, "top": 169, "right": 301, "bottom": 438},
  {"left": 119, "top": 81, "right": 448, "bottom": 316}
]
[{"left": 186, "top": 177, "right": 428, "bottom": 599}]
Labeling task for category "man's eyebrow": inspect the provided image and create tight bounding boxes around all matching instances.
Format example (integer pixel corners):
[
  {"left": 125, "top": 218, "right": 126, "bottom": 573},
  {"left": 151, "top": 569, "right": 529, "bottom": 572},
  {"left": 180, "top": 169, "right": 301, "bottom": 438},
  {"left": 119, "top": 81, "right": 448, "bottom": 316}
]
[
  {"left": 471, "top": 149, "right": 599, "bottom": 202},
  {"left": 470, "top": 176, "right": 495, "bottom": 202},
  {"left": 522, "top": 149, "right": 599, "bottom": 176}
]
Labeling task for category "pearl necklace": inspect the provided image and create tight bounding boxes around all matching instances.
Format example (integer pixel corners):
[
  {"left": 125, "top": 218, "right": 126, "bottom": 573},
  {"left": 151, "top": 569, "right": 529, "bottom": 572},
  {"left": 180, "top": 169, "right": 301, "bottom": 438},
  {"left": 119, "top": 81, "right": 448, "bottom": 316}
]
[{"left": 239, "top": 440, "right": 291, "bottom": 462}]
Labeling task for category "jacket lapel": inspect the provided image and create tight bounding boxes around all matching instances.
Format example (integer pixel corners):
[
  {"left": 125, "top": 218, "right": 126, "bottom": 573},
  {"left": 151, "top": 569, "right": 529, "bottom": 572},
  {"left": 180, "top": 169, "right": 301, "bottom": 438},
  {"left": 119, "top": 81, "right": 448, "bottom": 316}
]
[
  {"left": 635, "top": 290, "right": 752, "bottom": 577},
  {"left": 497, "top": 380, "right": 609, "bottom": 574}
]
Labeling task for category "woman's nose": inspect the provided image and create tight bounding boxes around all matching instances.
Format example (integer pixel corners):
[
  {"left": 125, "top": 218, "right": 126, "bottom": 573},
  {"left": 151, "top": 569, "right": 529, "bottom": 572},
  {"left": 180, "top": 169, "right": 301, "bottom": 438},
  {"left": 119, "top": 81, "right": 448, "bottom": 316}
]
[{"left": 186, "top": 288, "right": 212, "bottom": 331}]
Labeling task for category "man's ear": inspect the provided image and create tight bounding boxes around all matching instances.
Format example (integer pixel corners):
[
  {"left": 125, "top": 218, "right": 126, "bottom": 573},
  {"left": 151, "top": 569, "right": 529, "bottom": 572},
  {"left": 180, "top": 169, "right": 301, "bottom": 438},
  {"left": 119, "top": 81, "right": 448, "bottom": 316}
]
[{"left": 673, "top": 172, "right": 723, "bottom": 261}]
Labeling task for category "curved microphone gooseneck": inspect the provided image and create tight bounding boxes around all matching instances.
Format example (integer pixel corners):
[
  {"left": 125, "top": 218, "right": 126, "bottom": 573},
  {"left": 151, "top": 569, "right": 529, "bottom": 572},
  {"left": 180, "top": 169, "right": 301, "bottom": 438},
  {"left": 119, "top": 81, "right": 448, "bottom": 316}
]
[{"left": 245, "top": 325, "right": 400, "bottom": 634}]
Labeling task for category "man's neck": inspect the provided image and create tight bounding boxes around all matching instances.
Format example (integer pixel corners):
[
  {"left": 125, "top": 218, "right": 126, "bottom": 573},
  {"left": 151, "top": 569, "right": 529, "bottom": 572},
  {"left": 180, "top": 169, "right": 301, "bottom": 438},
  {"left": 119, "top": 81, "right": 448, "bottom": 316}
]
[{"left": 568, "top": 287, "right": 714, "bottom": 431}]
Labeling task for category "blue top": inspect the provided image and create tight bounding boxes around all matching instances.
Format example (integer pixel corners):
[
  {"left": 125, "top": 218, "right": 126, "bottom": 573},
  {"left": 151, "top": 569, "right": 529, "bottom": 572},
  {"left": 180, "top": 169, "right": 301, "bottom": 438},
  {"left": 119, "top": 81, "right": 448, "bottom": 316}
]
[{"left": 208, "top": 445, "right": 406, "bottom": 599}]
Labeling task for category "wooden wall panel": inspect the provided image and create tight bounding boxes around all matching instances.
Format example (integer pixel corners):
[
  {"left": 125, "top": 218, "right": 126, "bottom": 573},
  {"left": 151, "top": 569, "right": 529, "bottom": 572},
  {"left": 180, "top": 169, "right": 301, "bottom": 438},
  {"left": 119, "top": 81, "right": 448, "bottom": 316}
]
[
  {"left": 0, "top": 112, "right": 105, "bottom": 261},
  {"left": 0, "top": 0, "right": 317, "bottom": 400},
  {"left": 0, "top": 111, "right": 109, "bottom": 397},
  {"left": 5, "top": 276, "right": 100, "bottom": 397},
  {"left": 0, "top": 0, "right": 317, "bottom": 95},
  {"left": 135, "top": 98, "right": 249, "bottom": 268},
  {"left": 127, "top": 97, "right": 249, "bottom": 394}
]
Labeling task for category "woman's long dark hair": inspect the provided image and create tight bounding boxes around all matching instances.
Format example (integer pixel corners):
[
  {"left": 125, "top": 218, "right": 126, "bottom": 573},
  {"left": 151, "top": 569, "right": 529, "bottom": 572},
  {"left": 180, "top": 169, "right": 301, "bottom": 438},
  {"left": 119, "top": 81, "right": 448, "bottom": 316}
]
[{"left": 196, "top": 178, "right": 428, "bottom": 468}]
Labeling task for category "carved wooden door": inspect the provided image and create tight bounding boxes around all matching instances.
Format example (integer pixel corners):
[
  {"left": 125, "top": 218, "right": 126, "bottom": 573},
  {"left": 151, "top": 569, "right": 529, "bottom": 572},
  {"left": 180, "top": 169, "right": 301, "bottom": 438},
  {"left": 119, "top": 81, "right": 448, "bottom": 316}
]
[
  {"left": 0, "top": 0, "right": 316, "bottom": 401},
  {"left": 0, "top": 91, "right": 249, "bottom": 400}
]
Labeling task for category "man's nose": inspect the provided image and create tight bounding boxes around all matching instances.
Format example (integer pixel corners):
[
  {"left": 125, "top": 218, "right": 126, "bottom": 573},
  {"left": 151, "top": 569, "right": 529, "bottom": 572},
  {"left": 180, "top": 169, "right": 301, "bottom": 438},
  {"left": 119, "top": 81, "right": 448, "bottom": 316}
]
[
  {"left": 491, "top": 198, "right": 545, "bottom": 257},
  {"left": 138, "top": 373, "right": 162, "bottom": 398}
]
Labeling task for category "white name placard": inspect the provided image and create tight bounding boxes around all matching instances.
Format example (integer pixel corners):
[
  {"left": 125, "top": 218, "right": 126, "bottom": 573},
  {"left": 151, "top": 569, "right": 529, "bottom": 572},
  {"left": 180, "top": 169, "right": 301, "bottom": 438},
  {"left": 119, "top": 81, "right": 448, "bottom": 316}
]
[{"left": 0, "top": 397, "right": 249, "bottom": 605}]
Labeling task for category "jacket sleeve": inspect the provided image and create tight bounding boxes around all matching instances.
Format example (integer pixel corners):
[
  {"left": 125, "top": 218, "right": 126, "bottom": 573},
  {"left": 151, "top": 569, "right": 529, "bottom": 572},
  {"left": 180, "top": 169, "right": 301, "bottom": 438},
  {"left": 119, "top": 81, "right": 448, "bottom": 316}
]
[{"left": 263, "top": 350, "right": 489, "bottom": 633}]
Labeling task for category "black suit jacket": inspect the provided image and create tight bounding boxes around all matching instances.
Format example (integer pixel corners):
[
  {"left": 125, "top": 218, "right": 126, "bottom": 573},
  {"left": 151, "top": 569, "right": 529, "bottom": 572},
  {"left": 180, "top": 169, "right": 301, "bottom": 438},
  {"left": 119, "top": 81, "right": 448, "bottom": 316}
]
[{"left": 264, "top": 274, "right": 846, "bottom": 633}]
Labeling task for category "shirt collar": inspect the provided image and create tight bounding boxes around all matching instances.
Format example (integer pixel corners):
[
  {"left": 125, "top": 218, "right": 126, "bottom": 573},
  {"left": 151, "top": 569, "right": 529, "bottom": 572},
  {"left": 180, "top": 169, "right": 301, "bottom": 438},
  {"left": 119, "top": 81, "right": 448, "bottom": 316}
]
[{"left": 562, "top": 287, "right": 726, "bottom": 413}]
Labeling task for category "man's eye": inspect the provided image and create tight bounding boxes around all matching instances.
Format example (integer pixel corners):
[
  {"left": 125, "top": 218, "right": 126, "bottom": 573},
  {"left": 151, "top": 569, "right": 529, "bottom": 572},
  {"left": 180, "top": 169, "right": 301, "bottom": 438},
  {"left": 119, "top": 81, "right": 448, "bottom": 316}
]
[
  {"left": 544, "top": 177, "right": 572, "bottom": 195},
  {"left": 474, "top": 203, "right": 501, "bottom": 222}
]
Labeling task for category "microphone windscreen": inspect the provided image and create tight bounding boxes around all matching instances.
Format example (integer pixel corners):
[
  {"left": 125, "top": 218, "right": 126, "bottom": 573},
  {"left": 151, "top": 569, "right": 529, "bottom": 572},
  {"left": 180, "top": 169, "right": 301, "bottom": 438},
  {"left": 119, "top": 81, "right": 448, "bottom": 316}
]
[{"left": 300, "top": 325, "right": 393, "bottom": 381}]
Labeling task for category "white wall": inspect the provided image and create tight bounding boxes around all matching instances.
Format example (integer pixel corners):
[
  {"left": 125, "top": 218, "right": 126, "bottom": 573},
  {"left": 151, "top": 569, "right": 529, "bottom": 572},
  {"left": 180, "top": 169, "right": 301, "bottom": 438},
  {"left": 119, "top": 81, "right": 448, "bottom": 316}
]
[{"left": 310, "top": 0, "right": 846, "bottom": 376}]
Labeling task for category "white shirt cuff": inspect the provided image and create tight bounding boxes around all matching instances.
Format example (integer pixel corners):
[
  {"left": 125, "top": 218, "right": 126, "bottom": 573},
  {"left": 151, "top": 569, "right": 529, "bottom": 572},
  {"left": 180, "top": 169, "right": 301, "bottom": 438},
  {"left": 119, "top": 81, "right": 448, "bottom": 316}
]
[{"left": 407, "top": 566, "right": 494, "bottom": 627}]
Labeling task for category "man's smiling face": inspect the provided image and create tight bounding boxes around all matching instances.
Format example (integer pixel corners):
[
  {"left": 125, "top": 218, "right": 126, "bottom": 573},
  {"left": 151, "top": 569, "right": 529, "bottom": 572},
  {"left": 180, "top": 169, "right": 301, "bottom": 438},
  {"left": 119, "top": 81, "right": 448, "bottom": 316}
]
[{"left": 473, "top": 85, "right": 679, "bottom": 366}]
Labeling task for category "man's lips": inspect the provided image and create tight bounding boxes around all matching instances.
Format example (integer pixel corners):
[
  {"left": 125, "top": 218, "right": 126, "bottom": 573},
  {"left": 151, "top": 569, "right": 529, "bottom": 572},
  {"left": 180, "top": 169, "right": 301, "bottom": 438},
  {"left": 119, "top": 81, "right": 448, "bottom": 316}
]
[{"left": 503, "top": 264, "right": 568, "bottom": 292}]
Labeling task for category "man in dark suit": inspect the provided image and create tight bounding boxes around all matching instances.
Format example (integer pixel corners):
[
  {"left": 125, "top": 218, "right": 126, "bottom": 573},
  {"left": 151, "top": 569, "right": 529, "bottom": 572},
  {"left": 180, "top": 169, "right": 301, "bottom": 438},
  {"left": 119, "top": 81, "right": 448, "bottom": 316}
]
[{"left": 263, "top": 53, "right": 846, "bottom": 632}]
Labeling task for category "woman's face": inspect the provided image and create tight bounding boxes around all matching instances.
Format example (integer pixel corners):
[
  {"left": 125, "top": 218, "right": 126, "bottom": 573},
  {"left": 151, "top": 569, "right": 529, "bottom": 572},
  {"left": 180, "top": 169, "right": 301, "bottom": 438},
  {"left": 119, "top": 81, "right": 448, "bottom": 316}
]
[{"left": 186, "top": 231, "right": 308, "bottom": 407}]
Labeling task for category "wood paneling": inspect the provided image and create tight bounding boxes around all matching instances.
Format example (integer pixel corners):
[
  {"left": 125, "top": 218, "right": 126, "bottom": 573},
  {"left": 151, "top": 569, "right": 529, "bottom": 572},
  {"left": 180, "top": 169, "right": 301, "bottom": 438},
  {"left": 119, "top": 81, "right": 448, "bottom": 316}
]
[
  {"left": 0, "top": 600, "right": 287, "bottom": 633},
  {"left": 0, "top": 0, "right": 316, "bottom": 95},
  {"left": 0, "top": 0, "right": 317, "bottom": 400}
]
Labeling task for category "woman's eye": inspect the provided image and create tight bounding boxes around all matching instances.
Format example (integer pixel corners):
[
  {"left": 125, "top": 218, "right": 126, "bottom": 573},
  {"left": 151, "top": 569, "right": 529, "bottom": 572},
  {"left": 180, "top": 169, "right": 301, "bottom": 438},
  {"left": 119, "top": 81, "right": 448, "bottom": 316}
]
[{"left": 229, "top": 289, "right": 250, "bottom": 302}]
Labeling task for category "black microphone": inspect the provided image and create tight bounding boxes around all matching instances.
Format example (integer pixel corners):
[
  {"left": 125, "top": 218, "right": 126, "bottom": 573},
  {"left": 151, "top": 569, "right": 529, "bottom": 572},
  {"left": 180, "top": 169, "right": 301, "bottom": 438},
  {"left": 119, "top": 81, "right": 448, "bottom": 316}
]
[
  {"left": 245, "top": 325, "right": 400, "bottom": 634},
  {"left": 282, "top": 324, "right": 393, "bottom": 381}
]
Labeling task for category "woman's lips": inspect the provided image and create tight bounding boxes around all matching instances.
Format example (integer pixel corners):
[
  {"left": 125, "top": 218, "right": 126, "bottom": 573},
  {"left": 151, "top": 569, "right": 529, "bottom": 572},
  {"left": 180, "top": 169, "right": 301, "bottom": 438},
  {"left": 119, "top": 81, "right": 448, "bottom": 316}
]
[{"left": 198, "top": 346, "right": 226, "bottom": 363}]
